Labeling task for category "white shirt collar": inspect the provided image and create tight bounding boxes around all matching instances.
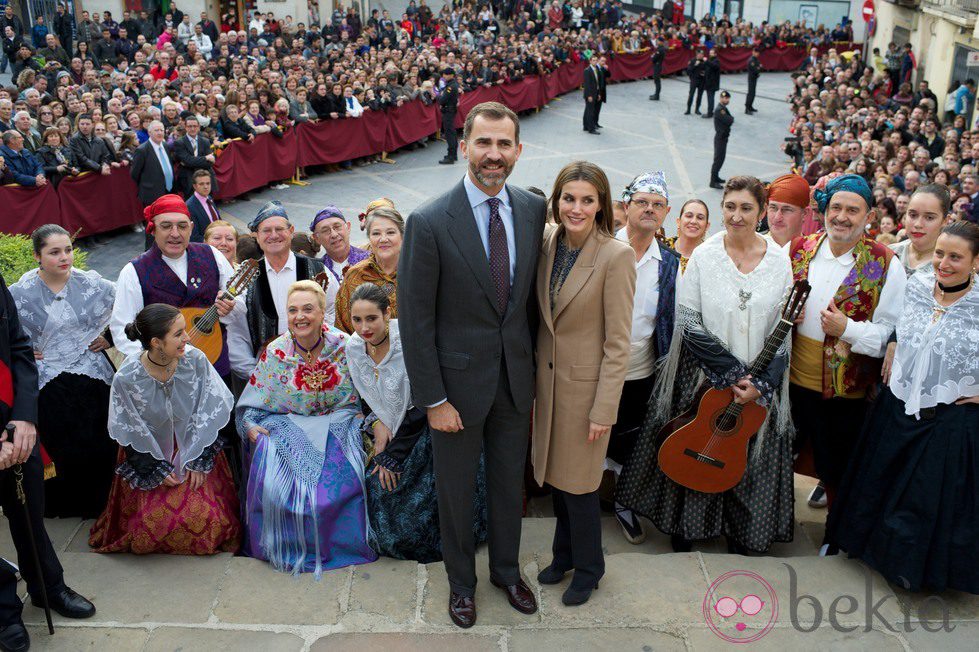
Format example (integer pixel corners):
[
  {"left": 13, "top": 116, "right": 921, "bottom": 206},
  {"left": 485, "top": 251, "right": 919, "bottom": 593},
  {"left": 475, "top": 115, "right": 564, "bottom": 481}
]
[
  {"left": 264, "top": 251, "right": 296, "bottom": 274},
  {"left": 463, "top": 173, "right": 510, "bottom": 211},
  {"left": 616, "top": 227, "right": 661, "bottom": 266},
  {"left": 818, "top": 238, "right": 856, "bottom": 266}
]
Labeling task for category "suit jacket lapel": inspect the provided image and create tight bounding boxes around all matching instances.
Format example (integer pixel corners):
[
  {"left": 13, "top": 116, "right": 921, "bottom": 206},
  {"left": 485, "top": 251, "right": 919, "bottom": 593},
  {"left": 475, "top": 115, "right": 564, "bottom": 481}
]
[
  {"left": 552, "top": 229, "right": 599, "bottom": 322},
  {"left": 445, "top": 179, "right": 501, "bottom": 314}
]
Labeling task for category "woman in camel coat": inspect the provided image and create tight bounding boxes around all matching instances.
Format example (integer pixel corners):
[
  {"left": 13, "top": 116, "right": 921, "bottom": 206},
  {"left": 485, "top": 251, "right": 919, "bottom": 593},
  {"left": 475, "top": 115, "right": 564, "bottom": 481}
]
[{"left": 533, "top": 161, "right": 636, "bottom": 606}]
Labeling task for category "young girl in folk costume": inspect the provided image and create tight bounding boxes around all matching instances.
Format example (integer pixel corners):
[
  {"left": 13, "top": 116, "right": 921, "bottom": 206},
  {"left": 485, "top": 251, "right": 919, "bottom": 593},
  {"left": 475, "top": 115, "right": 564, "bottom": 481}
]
[
  {"left": 346, "top": 283, "right": 487, "bottom": 563},
  {"left": 237, "top": 280, "right": 377, "bottom": 576},
  {"left": 89, "top": 304, "right": 240, "bottom": 554},
  {"left": 10, "top": 225, "right": 116, "bottom": 518}
]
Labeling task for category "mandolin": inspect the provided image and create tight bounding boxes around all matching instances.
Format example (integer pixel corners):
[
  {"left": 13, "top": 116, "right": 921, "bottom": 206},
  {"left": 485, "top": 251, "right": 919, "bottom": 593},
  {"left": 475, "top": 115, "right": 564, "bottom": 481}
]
[
  {"left": 182, "top": 259, "right": 260, "bottom": 364},
  {"left": 656, "top": 280, "right": 811, "bottom": 494}
]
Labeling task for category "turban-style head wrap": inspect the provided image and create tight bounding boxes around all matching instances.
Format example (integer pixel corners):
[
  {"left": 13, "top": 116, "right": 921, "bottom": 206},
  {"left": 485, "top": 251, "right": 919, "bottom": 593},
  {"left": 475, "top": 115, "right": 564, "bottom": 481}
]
[
  {"left": 767, "top": 174, "right": 811, "bottom": 209},
  {"left": 310, "top": 205, "right": 346, "bottom": 231},
  {"left": 249, "top": 200, "right": 289, "bottom": 232},
  {"left": 622, "top": 171, "right": 669, "bottom": 203},
  {"left": 144, "top": 193, "right": 190, "bottom": 235},
  {"left": 813, "top": 174, "right": 873, "bottom": 214}
]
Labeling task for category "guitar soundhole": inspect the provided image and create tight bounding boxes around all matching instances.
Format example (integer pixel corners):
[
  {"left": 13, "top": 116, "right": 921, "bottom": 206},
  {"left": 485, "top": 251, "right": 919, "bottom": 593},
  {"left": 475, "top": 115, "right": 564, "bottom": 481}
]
[
  {"left": 713, "top": 412, "right": 739, "bottom": 433},
  {"left": 193, "top": 317, "right": 214, "bottom": 335}
]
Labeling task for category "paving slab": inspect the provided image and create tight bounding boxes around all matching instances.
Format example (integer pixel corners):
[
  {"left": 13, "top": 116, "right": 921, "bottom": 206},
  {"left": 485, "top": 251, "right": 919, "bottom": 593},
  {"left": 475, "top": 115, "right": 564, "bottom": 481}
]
[
  {"left": 700, "top": 554, "right": 905, "bottom": 629},
  {"left": 144, "top": 627, "right": 305, "bottom": 651},
  {"left": 20, "top": 551, "right": 230, "bottom": 625},
  {"left": 687, "top": 623, "right": 906, "bottom": 651},
  {"left": 0, "top": 515, "right": 83, "bottom": 554},
  {"left": 310, "top": 632, "right": 500, "bottom": 651},
  {"left": 536, "top": 552, "right": 707, "bottom": 628},
  {"left": 344, "top": 555, "right": 419, "bottom": 627},
  {"left": 26, "top": 625, "right": 149, "bottom": 651},
  {"left": 212, "top": 556, "right": 346, "bottom": 626},
  {"left": 64, "top": 519, "right": 97, "bottom": 553},
  {"left": 509, "top": 627, "right": 686, "bottom": 652},
  {"left": 904, "top": 621, "right": 979, "bottom": 651},
  {"left": 892, "top": 586, "right": 979, "bottom": 625}
]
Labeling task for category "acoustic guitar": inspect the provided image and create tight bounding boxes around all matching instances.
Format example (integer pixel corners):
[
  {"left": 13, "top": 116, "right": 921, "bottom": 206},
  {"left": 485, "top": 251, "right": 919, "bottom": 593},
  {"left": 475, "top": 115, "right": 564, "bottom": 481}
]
[
  {"left": 182, "top": 259, "right": 260, "bottom": 364},
  {"left": 656, "top": 280, "right": 811, "bottom": 494}
]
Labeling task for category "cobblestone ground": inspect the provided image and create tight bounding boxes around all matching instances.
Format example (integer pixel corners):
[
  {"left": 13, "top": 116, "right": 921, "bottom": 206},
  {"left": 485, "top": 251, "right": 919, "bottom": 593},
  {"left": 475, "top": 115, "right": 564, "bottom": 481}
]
[
  {"left": 1, "top": 477, "right": 976, "bottom": 651},
  {"left": 3, "top": 71, "right": 976, "bottom": 650}
]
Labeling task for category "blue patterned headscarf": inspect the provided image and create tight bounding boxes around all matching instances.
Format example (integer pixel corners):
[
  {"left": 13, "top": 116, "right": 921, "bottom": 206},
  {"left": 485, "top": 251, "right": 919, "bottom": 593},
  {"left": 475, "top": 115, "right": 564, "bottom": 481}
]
[
  {"left": 249, "top": 200, "right": 290, "bottom": 231},
  {"left": 310, "top": 205, "right": 346, "bottom": 231},
  {"left": 622, "top": 171, "right": 669, "bottom": 203},
  {"left": 813, "top": 174, "right": 873, "bottom": 214}
]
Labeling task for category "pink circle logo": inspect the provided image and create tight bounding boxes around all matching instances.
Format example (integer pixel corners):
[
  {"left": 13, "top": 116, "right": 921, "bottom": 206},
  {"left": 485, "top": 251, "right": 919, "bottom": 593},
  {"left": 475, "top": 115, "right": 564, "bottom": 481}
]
[{"left": 703, "top": 570, "right": 778, "bottom": 643}]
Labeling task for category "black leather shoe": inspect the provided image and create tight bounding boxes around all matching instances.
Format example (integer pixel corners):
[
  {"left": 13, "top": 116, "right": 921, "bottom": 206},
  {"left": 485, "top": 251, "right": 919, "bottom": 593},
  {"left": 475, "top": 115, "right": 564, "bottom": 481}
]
[
  {"left": 587, "top": 129, "right": 600, "bottom": 134},
  {"left": 649, "top": 95, "right": 660, "bottom": 101},
  {"left": 709, "top": 181, "right": 724, "bottom": 190},
  {"left": 0, "top": 624, "right": 29, "bottom": 652},
  {"left": 438, "top": 157, "right": 456, "bottom": 165},
  {"left": 491, "top": 578, "right": 538, "bottom": 614},
  {"left": 684, "top": 109, "right": 691, "bottom": 115},
  {"left": 716, "top": 177, "right": 726, "bottom": 184},
  {"left": 31, "top": 587, "right": 95, "bottom": 619},
  {"left": 596, "top": 124, "right": 604, "bottom": 128},
  {"left": 537, "top": 563, "right": 570, "bottom": 585},
  {"left": 702, "top": 113, "right": 713, "bottom": 118},
  {"left": 695, "top": 109, "right": 702, "bottom": 115},
  {"left": 562, "top": 580, "right": 599, "bottom": 606},
  {"left": 448, "top": 592, "right": 476, "bottom": 628}
]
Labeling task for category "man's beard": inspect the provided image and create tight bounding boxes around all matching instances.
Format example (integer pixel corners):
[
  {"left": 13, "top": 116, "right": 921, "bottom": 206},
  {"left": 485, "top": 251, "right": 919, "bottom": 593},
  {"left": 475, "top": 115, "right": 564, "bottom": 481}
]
[{"left": 469, "top": 158, "right": 511, "bottom": 188}]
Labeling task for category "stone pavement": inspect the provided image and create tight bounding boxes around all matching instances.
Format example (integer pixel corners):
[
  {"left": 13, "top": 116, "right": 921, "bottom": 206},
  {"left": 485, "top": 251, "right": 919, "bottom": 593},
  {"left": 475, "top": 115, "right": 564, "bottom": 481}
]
[
  {"left": 84, "top": 70, "right": 793, "bottom": 279},
  {"left": 2, "top": 474, "right": 977, "bottom": 651}
]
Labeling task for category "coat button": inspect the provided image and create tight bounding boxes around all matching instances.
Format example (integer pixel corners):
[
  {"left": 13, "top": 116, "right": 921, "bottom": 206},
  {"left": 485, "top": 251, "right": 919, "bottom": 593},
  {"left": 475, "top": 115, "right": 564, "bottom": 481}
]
[{"left": 548, "top": 362, "right": 553, "bottom": 369}]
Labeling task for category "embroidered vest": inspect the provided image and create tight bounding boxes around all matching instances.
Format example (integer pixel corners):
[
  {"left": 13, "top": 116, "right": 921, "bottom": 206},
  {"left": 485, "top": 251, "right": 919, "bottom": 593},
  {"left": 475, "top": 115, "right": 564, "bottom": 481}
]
[
  {"left": 789, "top": 234, "right": 893, "bottom": 399},
  {"left": 654, "top": 249, "right": 679, "bottom": 359},
  {"left": 131, "top": 243, "right": 229, "bottom": 376}
]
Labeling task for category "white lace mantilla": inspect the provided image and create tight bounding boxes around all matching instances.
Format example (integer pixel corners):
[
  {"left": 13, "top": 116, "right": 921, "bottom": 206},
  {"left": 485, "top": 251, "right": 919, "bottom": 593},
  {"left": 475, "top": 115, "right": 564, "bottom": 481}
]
[
  {"left": 890, "top": 270, "right": 979, "bottom": 418},
  {"left": 10, "top": 268, "right": 116, "bottom": 389},
  {"left": 347, "top": 320, "right": 412, "bottom": 436}
]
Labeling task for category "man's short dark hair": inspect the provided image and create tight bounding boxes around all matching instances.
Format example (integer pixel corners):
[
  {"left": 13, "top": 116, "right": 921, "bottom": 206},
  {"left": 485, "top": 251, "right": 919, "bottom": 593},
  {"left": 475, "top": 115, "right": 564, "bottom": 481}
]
[
  {"left": 193, "top": 169, "right": 211, "bottom": 182},
  {"left": 77, "top": 113, "right": 93, "bottom": 123},
  {"left": 463, "top": 101, "right": 519, "bottom": 144}
]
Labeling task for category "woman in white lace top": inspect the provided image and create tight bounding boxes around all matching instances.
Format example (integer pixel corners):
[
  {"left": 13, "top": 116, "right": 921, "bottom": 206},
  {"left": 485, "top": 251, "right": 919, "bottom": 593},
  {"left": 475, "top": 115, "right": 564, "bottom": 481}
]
[
  {"left": 10, "top": 225, "right": 116, "bottom": 518},
  {"left": 829, "top": 221, "right": 979, "bottom": 594}
]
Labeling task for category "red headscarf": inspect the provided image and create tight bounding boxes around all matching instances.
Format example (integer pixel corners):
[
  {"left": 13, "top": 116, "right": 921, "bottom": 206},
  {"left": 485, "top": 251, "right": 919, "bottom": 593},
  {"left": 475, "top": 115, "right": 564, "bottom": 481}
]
[
  {"left": 144, "top": 194, "right": 191, "bottom": 234},
  {"left": 767, "top": 174, "right": 811, "bottom": 209}
]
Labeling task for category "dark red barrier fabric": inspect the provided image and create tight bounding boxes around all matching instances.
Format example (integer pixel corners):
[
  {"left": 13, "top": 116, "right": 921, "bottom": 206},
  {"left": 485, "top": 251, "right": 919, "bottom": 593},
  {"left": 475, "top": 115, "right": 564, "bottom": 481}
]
[
  {"left": 214, "top": 129, "right": 299, "bottom": 200},
  {"left": 0, "top": 182, "right": 60, "bottom": 235},
  {"left": 384, "top": 100, "right": 440, "bottom": 152},
  {"left": 57, "top": 167, "right": 144, "bottom": 236},
  {"left": 297, "top": 113, "right": 387, "bottom": 167}
]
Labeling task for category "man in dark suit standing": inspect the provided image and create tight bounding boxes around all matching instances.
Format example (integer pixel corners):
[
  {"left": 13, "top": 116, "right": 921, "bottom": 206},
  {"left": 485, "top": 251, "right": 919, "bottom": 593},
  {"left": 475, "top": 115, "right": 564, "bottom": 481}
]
[
  {"left": 173, "top": 114, "right": 216, "bottom": 197},
  {"left": 438, "top": 67, "right": 460, "bottom": 165},
  {"left": 649, "top": 36, "right": 666, "bottom": 101},
  {"left": 710, "top": 90, "right": 734, "bottom": 189},
  {"left": 399, "top": 102, "right": 545, "bottom": 629},
  {"left": 130, "top": 120, "right": 175, "bottom": 247},
  {"left": 0, "top": 274, "right": 96, "bottom": 652},
  {"left": 185, "top": 169, "right": 221, "bottom": 242},
  {"left": 746, "top": 47, "right": 761, "bottom": 114},
  {"left": 582, "top": 56, "right": 606, "bottom": 134},
  {"left": 702, "top": 48, "right": 721, "bottom": 118},
  {"left": 684, "top": 49, "right": 706, "bottom": 115}
]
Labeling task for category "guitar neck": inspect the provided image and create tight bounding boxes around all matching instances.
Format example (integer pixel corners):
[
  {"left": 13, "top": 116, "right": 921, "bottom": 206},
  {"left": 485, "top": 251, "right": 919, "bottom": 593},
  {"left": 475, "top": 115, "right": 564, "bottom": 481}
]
[
  {"left": 747, "top": 318, "right": 793, "bottom": 377},
  {"left": 190, "top": 290, "right": 236, "bottom": 334}
]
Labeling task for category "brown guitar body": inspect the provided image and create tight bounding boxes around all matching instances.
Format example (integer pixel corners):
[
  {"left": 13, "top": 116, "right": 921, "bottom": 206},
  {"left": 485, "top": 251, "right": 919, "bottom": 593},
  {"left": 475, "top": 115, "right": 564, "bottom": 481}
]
[
  {"left": 181, "top": 307, "right": 224, "bottom": 364},
  {"left": 656, "top": 384, "right": 768, "bottom": 494}
]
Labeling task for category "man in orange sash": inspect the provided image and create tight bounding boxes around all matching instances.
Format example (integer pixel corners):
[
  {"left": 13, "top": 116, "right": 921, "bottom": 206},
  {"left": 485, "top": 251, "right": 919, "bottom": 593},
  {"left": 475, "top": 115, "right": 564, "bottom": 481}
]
[{"left": 788, "top": 174, "right": 907, "bottom": 555}]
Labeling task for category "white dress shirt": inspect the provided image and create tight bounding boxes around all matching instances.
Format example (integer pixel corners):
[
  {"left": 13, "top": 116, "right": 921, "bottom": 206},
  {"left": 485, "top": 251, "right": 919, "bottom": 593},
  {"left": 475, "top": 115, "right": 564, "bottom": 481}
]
[
  {"left": 110, "top": 245, "right": 240, "bottom": 359},
  {"left": 616, "top": 227, "right": 661, "bottom": 380},
  {"left": 191, "top": 33, "right": 213, "bottom": 57},
  {"left": 464, "top": 174, "right": 517, "bottom": 281},
  {"left": 796, "top": 239, "right": 907, "bottom": 357},
  {"left": 344, "top": 95, "right": 364, "bottom": 117}
]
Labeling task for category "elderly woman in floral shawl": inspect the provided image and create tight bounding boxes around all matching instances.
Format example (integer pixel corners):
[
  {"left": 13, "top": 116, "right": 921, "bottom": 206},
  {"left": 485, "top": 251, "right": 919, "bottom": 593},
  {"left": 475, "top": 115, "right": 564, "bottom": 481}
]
[{"left": 236, "top": 280, "right": 377, "bottom": 576}]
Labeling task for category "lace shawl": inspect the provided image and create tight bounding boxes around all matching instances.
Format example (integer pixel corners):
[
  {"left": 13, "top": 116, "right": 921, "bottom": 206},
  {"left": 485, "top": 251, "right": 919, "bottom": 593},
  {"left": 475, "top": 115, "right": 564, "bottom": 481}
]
[
  {"left": 108, "top": 346, "right": 233, "bottom": 479},
  {"left": 890, "top": 270, "right": 979, "bottom": 418},
  {"left": 10, "top": 268, "right": 116, "bottom": 389},
  {"left": 347, "top": 320, "right": 412, "bottom": 436}
]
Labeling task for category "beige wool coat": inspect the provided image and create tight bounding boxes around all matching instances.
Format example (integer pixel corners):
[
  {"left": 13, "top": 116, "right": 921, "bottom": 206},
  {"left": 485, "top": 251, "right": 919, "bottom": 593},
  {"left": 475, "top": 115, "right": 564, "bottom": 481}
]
[{"left": 532, "top": 225, "right": 637, "bottom": 494}]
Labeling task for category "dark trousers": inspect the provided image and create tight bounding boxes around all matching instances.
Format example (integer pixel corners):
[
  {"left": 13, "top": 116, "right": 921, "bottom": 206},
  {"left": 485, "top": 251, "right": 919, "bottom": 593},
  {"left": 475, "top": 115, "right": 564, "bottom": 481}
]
[
  {"left": 746, "top": 78, "right": 758, "bottom": 110},
  {"left": 710, "top": 134, "right": 728, "bottom": 182},
  {"left": 789, "top": 384, "right": 868, "bottom": 492},
  {"left": 652, "top": 71, "right": 661, "bottom": 98},
  {"left": 583, "top": 98, "right": 598, "bottom": 131},
  {"left": 594, "top": 99, "right": 603, "bottom": 126},
  {"left": 442, "top": 110, "right": 458, "bottom": 160},
  {"left": 0, "top": 444, "right": 67, "bottom": 625},
  {"left": 705, "top": 90, "right": 716, "bottom": 115},
  {"left": 550, "top": 487, "right": 604, "bottom": 590},
  {"left": 687, "top": 84, "right": 704, "bottom": 112},
  {"left": 430, "top": 367, "right": 530, "bottom": 597},
  {"left": 607, "top": 374, "right": 655, "bottom": 466}
]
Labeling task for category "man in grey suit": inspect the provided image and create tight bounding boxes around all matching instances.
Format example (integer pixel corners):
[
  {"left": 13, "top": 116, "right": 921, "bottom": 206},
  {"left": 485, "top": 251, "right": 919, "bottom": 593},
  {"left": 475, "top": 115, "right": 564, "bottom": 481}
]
[{"left": 399, "top": 102, "right": 546, "bottom": 629}]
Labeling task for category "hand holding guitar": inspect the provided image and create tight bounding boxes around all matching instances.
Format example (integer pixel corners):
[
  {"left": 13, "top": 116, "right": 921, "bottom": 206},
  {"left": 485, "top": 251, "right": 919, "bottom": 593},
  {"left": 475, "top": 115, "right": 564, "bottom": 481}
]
[
  {"left": 214, "top": 292, "right": 235, "bottom": 317},
  {"left": 731, "top": 376, "right": 761, "bottom": 405}
]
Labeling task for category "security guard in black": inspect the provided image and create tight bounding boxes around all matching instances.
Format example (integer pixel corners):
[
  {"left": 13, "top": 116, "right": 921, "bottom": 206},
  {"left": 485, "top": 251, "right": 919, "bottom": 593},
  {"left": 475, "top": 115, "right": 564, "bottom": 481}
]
[
  {"left": 710, "top": 90, "right": 734, "bottom": 188},
  {"left": 438, "top": 67, "right": 460, "bottom": 165}
]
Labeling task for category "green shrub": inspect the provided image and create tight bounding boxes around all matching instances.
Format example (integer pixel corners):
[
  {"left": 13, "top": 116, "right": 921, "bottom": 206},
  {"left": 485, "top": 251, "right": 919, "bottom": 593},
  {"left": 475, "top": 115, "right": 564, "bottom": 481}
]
[{"left": 0, "top": 233, "right": 88, "bottom": 287}]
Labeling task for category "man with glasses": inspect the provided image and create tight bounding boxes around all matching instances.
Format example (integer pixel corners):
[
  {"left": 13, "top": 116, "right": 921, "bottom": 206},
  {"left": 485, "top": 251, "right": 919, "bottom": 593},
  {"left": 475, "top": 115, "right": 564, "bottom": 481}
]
[
  {"left": 310, "top": 205, "right": 369, "bottom": 284},
  {"left": 607, "top": 171, "right": 679, "bottom": 545}
]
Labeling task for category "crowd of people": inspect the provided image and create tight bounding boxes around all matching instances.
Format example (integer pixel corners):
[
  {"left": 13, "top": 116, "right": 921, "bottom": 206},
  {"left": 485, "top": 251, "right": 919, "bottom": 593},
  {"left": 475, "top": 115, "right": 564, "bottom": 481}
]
[{"left": 0, "top": 3, "right": 975, "bottom": 651}]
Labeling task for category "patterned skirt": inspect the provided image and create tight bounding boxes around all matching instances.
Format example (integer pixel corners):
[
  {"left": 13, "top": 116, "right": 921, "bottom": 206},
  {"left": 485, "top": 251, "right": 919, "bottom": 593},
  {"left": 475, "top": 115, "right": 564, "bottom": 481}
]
[{"left": 89, "top": 448, "right": 241, "bottom": 555}]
